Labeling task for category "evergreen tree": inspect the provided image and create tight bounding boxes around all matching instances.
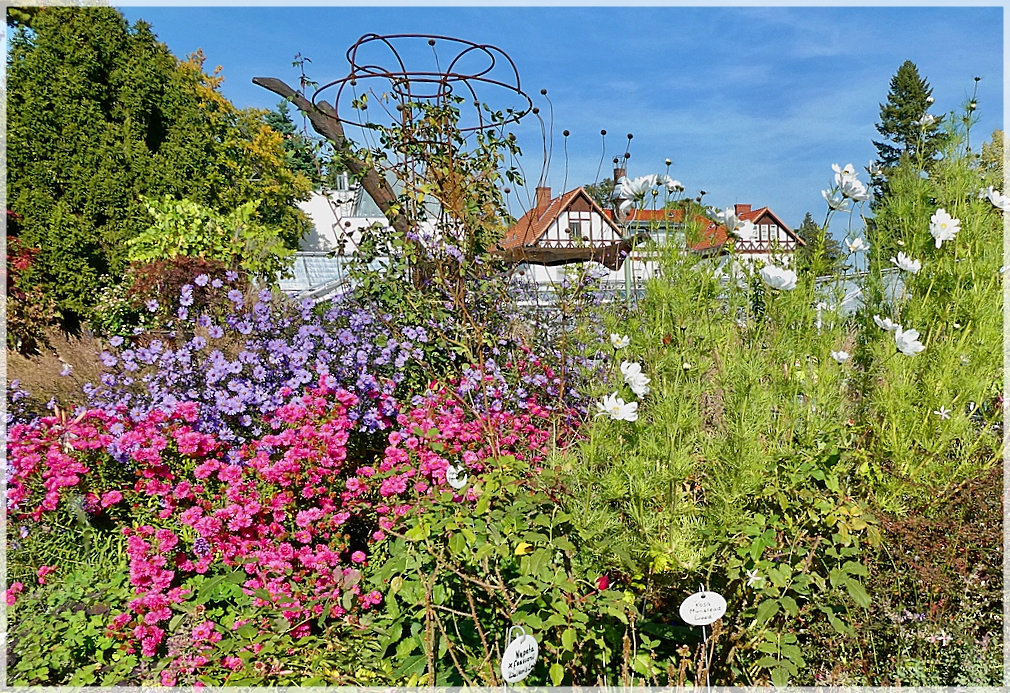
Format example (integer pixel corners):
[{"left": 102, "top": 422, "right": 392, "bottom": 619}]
[
  {"left": 264, "top": 100, "right": 323, "bottom": 185},
  {"left": 873, "top": 61, "right": 945, "bottom": 172},
  {"left": 794, "top": 213, "right": 843, "bottom": 274},
  {"left": 7, "top": 7, "right": 311, "bottom": 327}
]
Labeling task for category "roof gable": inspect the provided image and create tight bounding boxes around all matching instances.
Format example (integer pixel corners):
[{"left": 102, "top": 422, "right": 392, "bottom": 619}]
[{"left": 502, "top": 187, "right": 622, "bottom": 249}]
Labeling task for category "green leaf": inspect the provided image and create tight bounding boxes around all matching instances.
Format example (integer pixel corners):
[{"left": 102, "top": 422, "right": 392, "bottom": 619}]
[
  {"left": 448, "top": 531, "right": 466, "bottom": 556},
  {"left": 779, "top": 595, "right": 799, "bottom": 617},
  {"left": 781, "top": 643, "right": 805, "bottom": 667},
  {"left": 549, "top": 662, "right": 565, "bottom": 686},
  {"left": 771, "top": 665, "right": 791, "bottom": 687},
  {"left": 561, "top": 628, "right": 576, "bottom": 651},
  {"left": 517, "top": 612, "right": 543, "bottom": 629},
  {"left": 755, "top": 598, "right": 780, "bottom": 625},
  {"left": 845, "top": 579, "right": 872, "bottom": 608},
  {"left": 394, "top": 653, "right": 427, "bottom": 678},
  {"left": 843, "top": 560, "right": 869, "bottom": 577}
]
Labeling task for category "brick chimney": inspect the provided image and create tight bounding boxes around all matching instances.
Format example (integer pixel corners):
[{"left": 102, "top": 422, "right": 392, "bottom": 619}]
[
  {"left": 535, "top": 186, "right": 551, "bottom": 211},
  {"left": 613, "top": 166, "right": 626, "bottom": 183},
  {"left": 734, "top": 203, "right": 751, "bottom": 215}
]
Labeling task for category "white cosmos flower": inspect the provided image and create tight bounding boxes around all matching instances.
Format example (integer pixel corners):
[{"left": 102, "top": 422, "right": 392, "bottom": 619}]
[
  {"left": 734, "top": 220, "right": 756, "bottom": 241},
  {"left": 980, "top": 186, "right": 1010, "bottom": 212},
  {"left": 822, "top": 189, "right": 853, "bottom": 212},
  {"left": 929, "top": 208, "right": 960, "bottom": 249},
  {"left": 845, "top": 237, "right": 870, "bottom": 253},
  {"left": 894, "top": 326, "right": 925, "bottom": 356},
  {"left": 831, "top": 350, "right": 851, "bottom": 363},
  {"left": 759, "top": 264, "right": 797, "bottom": 291},
  {"left": 620, "top": 360, "right": 643, "bottom": 380},
  {"left": 620, "top": 361, "right": 651, "bottom": 396},
  {"left": 832, "top": 163, "right": 857, "bottom": 187},
  {"left": 714, "top": 207, "right": 740, "bottom": 236},
  {"left": 867, "top": 160, "right": 883, "bottom": 177},
  {"left": 933, "top": 406, "right": 951, "bottom": 420},
  {"left": 658, "top": 174, "right": 684, "bottom": 193},
  {"left": 873, "top": 315, "right": 901, "bottom": 332},
  {"left": 891, "top": 252, "right": 921, "bottom": 274},
  {"left": 840, "top": 176, "right": 872, "bottom": 202},
  {"left": 610, "top": 333, "right": 630, "bottom": 349},
  {"left": 627, "top": 374, "right": 651, "bottom": 397},
  {"left": 596, "top": 392, "right": 639, "bottom": 422},
  {"left": 614, "top": 175, "right": 657, "bottom": 203}
]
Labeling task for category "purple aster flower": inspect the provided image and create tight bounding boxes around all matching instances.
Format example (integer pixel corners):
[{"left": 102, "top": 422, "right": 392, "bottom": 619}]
[
  {"left": 220, "top": 397, "right": 244, "bottom": 415},
  {"left": 194, "top": 274, "right": 210, "bottom": 287},
  {"left": 190, "top": 336, "right": 207, "bottom": 350},
  {"left": 109, "top": 335, "right": 124, "bottom": 347},
  {"left": 177, "top": 307, "right": 189, "bottom": 320},
  {"left": 226, "top": 270, "right": 239, "bottom": 282},
  {"left": 193, "top": 536, "right": 211, "bottom": 556},
  {"left": 208, "top": 326, "right": 224, "bottom": 339},
  {"left": 227, "top": 289, "right": 244, "bottom": 307},
  {"left": 146, "top": 299, "right": 159, "bottom": 312},
  {"left": 211, "top": 278, "right": 224, "bottom": 289}
]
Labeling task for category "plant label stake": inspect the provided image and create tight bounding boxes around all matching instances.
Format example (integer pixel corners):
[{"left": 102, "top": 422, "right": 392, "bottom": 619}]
[
  {"left": 500, "top": 624, "right": 538, "bottom": 686},
  {"left": 679, "top": 584, "right": 726, "bottom": 692},
  {"left": 446, "top": 464, "right": 468, "bottom": 490}
]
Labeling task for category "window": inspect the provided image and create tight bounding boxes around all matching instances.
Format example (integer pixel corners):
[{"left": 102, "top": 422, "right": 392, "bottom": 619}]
[
  {"left": 760, "top": 224, "right": 769, "bottom": 241},
  {"left": 568, "top": 221, "right": 582, "bottom": 239}
]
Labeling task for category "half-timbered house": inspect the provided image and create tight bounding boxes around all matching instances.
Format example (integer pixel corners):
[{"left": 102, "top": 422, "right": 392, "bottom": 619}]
[
  {"left": 499, "top": 186, "right": 638, "bottom": 285},
  {"left": 692, "top": 204, "right": 803, "bottom": 265}
]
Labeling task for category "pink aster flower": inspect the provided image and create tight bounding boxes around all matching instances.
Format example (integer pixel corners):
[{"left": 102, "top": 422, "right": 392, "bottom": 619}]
[
  {"left": 6, "top": 582, "right": 24, "bottom": 605},
  {"left": 37, "top": 565, "right": 56, "bottom": 584},
  {"left": 100, "top": 490, "right": 124, "bottom": 508}
]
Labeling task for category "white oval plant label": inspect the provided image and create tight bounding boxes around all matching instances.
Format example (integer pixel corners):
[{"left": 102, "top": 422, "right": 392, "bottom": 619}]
[
  {"left": 500, "top": 631, "right": 538, "bottom": 683},
  {"left": 679, "top": 590, "right": 727, "bottom": 626},
  {"left": 445, "top": 464, "right": 468, "bottom": 490}
]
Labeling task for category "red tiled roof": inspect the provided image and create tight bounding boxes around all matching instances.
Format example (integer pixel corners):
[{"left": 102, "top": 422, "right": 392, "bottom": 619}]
[
  {"left": 602, "top": 207, "right": 725, "bottom": 251},
  {"left": 502, "top": 187, "right": 621, "bottom": 250}
]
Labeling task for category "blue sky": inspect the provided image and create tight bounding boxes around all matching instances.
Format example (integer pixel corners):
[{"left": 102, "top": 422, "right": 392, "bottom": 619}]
[{"left": 116, "top": 5, "right": 1003, "bottom": 234}]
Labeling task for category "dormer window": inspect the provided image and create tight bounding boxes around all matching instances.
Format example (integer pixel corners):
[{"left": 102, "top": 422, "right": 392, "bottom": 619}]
[{"left": 568, "top": 221, "right": 582, "bottom": 239}]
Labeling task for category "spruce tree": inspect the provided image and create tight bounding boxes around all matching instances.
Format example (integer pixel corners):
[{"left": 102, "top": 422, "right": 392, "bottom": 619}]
[
  {"left": 873, "top": 61, "right": 945, "bottom": 171},
  {"left": 794, "top": 212, "right": 843, "bottom": 274},
  {"left": 264, "top": 100, "right": 323, "bottom": 185}
]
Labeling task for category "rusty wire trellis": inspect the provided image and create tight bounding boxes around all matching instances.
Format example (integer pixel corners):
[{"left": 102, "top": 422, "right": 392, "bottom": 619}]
[{"left": 311, "top": 33, "right": 534, "bottom": 137}]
